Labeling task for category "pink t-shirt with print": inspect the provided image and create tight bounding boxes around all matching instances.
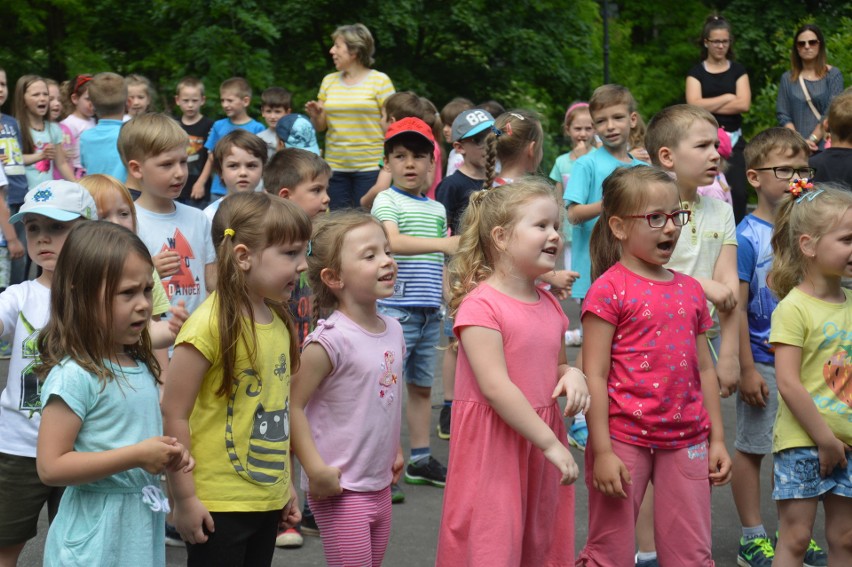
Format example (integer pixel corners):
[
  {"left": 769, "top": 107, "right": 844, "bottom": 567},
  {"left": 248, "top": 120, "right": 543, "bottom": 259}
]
[{"left": 582, "top": 262, "right": 713, "bottom": 448}]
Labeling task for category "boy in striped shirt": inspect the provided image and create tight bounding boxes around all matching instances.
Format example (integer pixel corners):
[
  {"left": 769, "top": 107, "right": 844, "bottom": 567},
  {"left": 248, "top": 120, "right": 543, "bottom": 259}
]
[{"left": 373, "top": 117, "right": 459, "bottom": 497}]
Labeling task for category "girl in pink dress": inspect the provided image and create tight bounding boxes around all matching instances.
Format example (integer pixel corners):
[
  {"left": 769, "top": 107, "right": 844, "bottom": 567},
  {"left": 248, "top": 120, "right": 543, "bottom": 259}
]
[{"left": 435, "top": 179, "right": 589, "bottom": 566}]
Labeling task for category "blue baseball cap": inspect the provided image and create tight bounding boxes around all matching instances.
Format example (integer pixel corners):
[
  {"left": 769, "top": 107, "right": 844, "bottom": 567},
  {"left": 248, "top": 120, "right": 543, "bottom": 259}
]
[{"left": 451, "top": 109, "right": 495, "bottom": 142}]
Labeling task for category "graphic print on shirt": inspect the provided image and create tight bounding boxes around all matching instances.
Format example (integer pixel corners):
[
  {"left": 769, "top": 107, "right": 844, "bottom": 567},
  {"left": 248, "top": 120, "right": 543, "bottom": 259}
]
[
  {"left": 225, "top": 360, "right": 290, "bottom": 485},
  {"left": 378, "top": 349, "right": 399, "bottom": 407},
  {"left": 18, "top": 312, "right": 41, "bottom": 417},
  {"left": 823, "top": 347, "right": 852, "bottom": 406},
  {"left": 159, "top": 228, "right": 202, "bottom": 299}
]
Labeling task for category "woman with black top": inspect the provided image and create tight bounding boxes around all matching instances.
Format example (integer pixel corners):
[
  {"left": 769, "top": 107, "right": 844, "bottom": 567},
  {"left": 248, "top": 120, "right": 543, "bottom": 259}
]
[{"left": 686, "top": 15, "right": 751, "bottom": 223}]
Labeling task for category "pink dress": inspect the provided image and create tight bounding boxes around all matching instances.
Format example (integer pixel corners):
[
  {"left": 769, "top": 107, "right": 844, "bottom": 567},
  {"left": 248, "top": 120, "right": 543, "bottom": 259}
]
[{"left": 436, "top": 283, "right": 574, "bottom": 567}]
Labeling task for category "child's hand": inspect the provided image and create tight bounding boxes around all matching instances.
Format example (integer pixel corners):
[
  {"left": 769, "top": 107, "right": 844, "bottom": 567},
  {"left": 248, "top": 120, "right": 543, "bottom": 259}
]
[
  {"left": 391, "top": 447, "right": 404, "bottom": 484},
  {"left": 703, "top": 280, "right": 737, "bottom": 312},
  {"left": 630, "top": 147, "right": 651, "bottom": 163},
  {"left": 280, "top": 485, "right": 302, "bottom": 529},
  {"left": 6, "top": 238, "right": 24, "bottom": 260},
  {"left": 574, "top": 139, "right": 591, "bottom": 158},
  {"left": 190, "top": 181, "right": 206, "bottom": 200},
  {"left": 41, "top": 143, "right": 56, "bottom": 161},
  {"left": 817, "top": 437, "right": 850, "bottom": 478},
  {"left": 708, "top": 440, "right": 732, "bottom": 486},
  {"left": 168, "top": 301, "right": 190, "bottom": 338},
  {"left": 443, "top": 235, "right": 461, "bottom": 256},
  {"left": 153, "top": 250, "right": 181, "bottom": 278},
  {"left": 552, "top": 367, "right": 590, "bottom": 417},
  {"left": 165, "top": 440, "right": 194, "bottom": 474},
  {"left": 716, "top": 354, "right": 740, "bottom": 398},
  {"left": 542, "top": 440, "right": 579, "bottom": 485},
  {"left": 592, "top": 450, "right": 632, "bottom": 498},
  {"left": 309, "top": 465, "right": 342, "bottom": 500},
  {"left": 304, "top": 100, "right": 324, "bottom": 118},
  {"left": 174, "top": 495, "right": 215, "bottom": 545},
  {"left": 739, "top": 367, "right": 769, "bottom": 407},
  {"left": 135, "top": 436, "right": 185, "bottom": 474}
]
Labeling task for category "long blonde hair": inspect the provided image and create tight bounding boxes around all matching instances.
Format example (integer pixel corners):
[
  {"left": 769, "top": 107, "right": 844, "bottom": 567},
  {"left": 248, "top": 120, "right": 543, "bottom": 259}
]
[
  {"left": 210, "top": 192, "right": 311, "bottom": 397},
  {"left": 448, "top": 178, "right": 559, "bottom": 317},
  {"left": 769, "top": 183, "right": 852, "bottom": 299}
]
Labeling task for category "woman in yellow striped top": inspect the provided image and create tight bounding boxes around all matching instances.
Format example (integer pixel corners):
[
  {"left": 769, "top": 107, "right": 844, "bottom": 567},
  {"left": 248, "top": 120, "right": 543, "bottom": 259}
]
[{"left": 305, "top": 23, "right": 395, "bottom": 210}]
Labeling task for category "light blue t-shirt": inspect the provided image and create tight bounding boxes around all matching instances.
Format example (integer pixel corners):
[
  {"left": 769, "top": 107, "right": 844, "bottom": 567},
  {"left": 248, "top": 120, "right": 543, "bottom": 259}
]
[
  {"left": 564, "top": 148, "right": 645, "bottom": 298},
  {"left": 204, "top": 118, "right": 266, "bottom": 196},
  {"left": 80, "top": 119, "right": 127, "bottom": 183},
  {"left": 737, "top": 214, "right": 778, "bottom": 364},
  {"left": 41, "top": 358, "right": 166, "bottom": 567}
]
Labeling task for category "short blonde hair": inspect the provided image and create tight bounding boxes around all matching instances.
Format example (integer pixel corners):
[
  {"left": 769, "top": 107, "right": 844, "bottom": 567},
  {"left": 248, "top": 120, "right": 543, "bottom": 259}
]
[
  {"left": 645, "top": 104, "right": 718, "bottom": 166},
  {"left": 589, "top": 84, "right": 637, "bottom": 117},
  {"left": 87, "top": 72, "right": 127, "bottom": 117},
  {"left": 117, "top": 113, "right": 188, "bottom": 165},
  {"left": 332, "top": 24, "right": 376, "bottom": 67},
  {"left": 220, "top": 77, "right": 251, "bottom": 99},
  {"left": 744, "top": 127, "right": 810, "bottom": 170}
]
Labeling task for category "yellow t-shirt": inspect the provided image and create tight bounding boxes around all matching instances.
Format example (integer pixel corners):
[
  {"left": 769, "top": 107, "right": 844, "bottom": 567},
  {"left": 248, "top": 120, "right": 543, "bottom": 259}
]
[
  {"left": 175, "top": 293, "right": 292, "bottom": 512},
  {"left": 151, "top": 270, "right": 170, "bottom": 317},
  {"left": 769, "top": 287, "right": 852, "bottom": 452}
]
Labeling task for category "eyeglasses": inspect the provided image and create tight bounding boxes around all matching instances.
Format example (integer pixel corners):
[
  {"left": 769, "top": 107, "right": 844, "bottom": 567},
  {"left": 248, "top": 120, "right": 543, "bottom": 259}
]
[
  {"left": 625, "top": 210, "right": 691, "bottom": 229},
  {"left": 797, "top": 39, "right": 820, "bottom": 48},
  {"left": 707, "top": 39, "right": 730, "bottom": 46},
  {"left": 753, "top": 166, "right": 816, "bottom": 180}
]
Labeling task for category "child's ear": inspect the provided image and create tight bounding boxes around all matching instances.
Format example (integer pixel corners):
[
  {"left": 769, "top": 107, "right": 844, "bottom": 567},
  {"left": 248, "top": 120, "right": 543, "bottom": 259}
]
[
  {"left": 746, "top": 168, "right": 761, "bottom": 189},
  {"left": 608, "top": 215, "right": 629, "bottom": 242},
  {"left": 657, "top": 146, "right": 675, "bottom": 170},
  {"left": 799, "top": 233, "right": 816, "bottom": 259},
  {"left": 233, "top": 243, "right": 252, "bottom": 271},
  {"left": 629, "top": 112, "right": 639, "bottom": 129},
  {"left": 320, "top": 267, "right": 342, "bottom": 289},
  {"left": 242, "top": 96, "right": 251, "bottom": 106},
  {"left": 174, "top": 95, "right": 180, "bottom": 106},
  {"left": 126, "top": 159, "right": 144, "bottom": 181},
  {"left": 452, "top": 141, "right": 464, "bottom": 153},
  {"left": 491, "top": 225, "right": 508, "bottom": 252},
  {"left": 277, "top": 187, "right": 291, "bottom": 199}
]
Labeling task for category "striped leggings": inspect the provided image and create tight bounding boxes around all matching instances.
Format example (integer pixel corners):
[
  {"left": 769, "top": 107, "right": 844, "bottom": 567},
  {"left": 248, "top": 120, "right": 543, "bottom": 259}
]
[{"left": 308, "top": 486, "right": 392, "bottom": 567}]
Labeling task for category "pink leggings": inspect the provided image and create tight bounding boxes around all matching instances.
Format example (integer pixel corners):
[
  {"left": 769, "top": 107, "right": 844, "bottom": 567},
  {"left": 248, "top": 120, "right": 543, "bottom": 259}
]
[
  {"left": 576, "top": 439, "right": 715, "bottom": 567},
  {"left": 308, "top": 486, "right": 392, "bottom": 567}
]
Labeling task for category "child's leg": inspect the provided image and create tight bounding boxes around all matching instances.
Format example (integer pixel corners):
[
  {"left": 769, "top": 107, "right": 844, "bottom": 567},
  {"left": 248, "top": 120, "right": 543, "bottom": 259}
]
[
  {"left": 308, "top": 490, "right": 387, "bottom": 567},
  {"left": 653, "top": 442, "right": 714, "bottom": 566},
  {"left": 403, "top": 310, "right": 441, "bottom": 470},
  {"left": 635, "top": 487, "right": 656, "bottom": 559},
  {"left": 732, "top": 451, "right": 766, "bottom": 527},
  {"left": 577, "top": 439, "right": 652, "bottom": 567},
  {"left": 824, "top": 494, "right": 852, "bottom": 564},
  {"left": 368, "top": 487, "right": 393, "bottom": 566},
  {"left": 185, "top": 510, "right": 278, "bottom": 567},
  {"left": 774, "top": 498, "right": 818, "bottom": 565}
]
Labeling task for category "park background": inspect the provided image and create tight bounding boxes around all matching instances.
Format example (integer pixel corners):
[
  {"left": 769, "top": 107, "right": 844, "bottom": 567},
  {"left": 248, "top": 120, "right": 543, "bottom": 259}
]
[{"left": 3, "top": 0, "right": 850, "bottom": 169}]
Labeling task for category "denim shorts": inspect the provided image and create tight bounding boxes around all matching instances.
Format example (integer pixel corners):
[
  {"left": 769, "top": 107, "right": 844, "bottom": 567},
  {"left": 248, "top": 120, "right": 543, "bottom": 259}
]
[
  {"left": 378, "top": 305, "right": 440, "bottom": 388},
  {"left": 773, "top": 446, "right": 852, "bottom": 500}
]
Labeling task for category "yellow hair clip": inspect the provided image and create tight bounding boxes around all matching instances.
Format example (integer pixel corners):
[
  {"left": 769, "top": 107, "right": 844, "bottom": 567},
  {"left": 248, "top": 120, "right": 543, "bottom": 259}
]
[{"left": 224, "top": 228, "right": 235, "bottom": 238}]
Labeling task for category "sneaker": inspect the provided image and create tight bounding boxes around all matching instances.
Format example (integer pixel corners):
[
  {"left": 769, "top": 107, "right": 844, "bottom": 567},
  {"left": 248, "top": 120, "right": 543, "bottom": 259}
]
[
  {"left": 634, "top": 554, "right": 659, "bottom": 567},
  {"left": 437, "top": 405, "right": 451, "bottom": 440},
  {"left": 165, "top": 522, "right": 183, "bottom": 547},
  {"left": 567, "top": 421, "right": 588, "bottom": 451},
  {"left": 737, "top": 536, "right": 774, "bottom": 566},
  {"left": 0, "top": 340, "right": 11, "bottom": 360},
  {"left": 275, "top": 524, "right": 304, "bottom": 548},
  {"left": 391, "top": 482, "right": 405, "bottom": 504},
  {"left": 404, "top": 456, "right": 447, "bottom": 487},
  {"left": 300, "top": 511, "right": 320, "bottom": 537},
  {"left": 565, "top": 329, "right": 583, "bottom": 346},
  {"left": 804, "top": 539, "right": 828, "bottom": 567}
]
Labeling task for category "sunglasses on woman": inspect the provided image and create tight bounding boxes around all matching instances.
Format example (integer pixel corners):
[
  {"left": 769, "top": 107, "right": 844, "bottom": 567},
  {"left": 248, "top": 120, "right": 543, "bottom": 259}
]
[{"left": 797, "top": 39, "right": 820, "bottom": 48}]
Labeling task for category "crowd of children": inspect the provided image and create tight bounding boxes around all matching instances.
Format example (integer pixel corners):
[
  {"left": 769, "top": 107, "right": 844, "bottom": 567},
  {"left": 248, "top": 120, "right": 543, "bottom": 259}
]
[{"left": 0, "top": 55, "right": 851, "bottom": 567}]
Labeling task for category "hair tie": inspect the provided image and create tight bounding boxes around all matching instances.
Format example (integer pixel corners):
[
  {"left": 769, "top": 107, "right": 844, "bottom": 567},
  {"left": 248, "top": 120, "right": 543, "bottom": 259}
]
[
  {"left": 505, "top": 122, "right": 513, "bottom": 137},
  {"left": 491, "top": 125, "right": 503, "bottom": 138},
  {"left": 224, "top": 228, "right": 235, "bottom": 238},
  {"left": 565, "top": 102, "right": 589, "bottom": 122},
  {"left": 306, "top": 240, "right": 313, "bottom": 257},
  {"left": 788, "top": 178, "right": 820, "bottom": 202}
]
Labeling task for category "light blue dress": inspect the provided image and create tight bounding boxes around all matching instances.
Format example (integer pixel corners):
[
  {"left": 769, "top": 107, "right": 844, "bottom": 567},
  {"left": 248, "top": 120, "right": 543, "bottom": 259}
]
[{"left": 41, "top": 359, "right": 166, "bottom": 567}]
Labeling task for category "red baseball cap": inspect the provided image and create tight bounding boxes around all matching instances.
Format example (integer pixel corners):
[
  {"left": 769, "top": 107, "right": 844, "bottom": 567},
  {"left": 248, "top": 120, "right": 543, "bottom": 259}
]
[{"left": 384, "top": 117, "right": 436, "bottom": 148}]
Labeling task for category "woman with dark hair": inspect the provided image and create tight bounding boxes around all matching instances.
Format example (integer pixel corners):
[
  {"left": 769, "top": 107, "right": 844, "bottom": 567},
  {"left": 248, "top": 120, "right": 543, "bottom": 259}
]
[
  {"left": 777, "top": 24, "right": 844, "bottom": 152},
  {"left": 305, "top": 23, "right": 395, "bottom": 210},
  {"left": 686, "top": 14, "right": 751, "bottom": 223}
]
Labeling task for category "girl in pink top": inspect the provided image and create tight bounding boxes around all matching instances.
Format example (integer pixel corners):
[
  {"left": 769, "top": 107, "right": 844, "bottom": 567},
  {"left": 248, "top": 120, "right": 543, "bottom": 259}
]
[
  {"left": 290, "top": 211, "right": 404, "bottom": 567},
  {"left": 435, "top": 179, "right": 589, "bottom": 566},
  {"left": 576, "top": 167, "right": 732, "bottom": 567}
]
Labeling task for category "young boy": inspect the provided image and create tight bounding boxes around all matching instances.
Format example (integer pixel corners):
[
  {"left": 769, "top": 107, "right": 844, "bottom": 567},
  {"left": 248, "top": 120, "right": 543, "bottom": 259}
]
[
  {"left": 263, "top": 147, "right": 331, "bottom": 547},
  {"left": 118, "top": 113, "right": 216, "bottom": 318},
  {"left": 174, "top": 76, "right": 213, "bottom": 209},
  {"left": 811, "top": 90, "right": 852, "bottom": 188},
  {"left": 192, "top": 77, "right": 265, "bottom": 201},
  {"left": 80, "top": 72, "right": 128, "bottom": 183},
  {"left": 202, "top": 130, "right": 267, "bottom": 221},
  {"left": 372, "top": 117, "right": 459, "bottom": 499},
  {"left": 0, "top": 67, "right": 27, "bottom": 286},
  {"left": 440, "top": 97, "right": 474, "bottom": 177},
  {"left": 735, "top": 128, "right": 827, "bottom": 567},
  {"left": 0, "top": 180, "right": 96, "bottom": 566},
  {"left": 258, "top": 86, "right": 291, "bottom": 159}
]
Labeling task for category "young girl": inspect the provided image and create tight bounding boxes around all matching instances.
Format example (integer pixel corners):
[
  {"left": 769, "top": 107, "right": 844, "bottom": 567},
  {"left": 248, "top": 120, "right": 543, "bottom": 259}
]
[
  {"left": 576, "top": 166, "right": 731, "bottom": 567},
  {"left": 290, "top": 210, "right": 404, "bottom": 566},
  {"left": 35, "top": 221, "right": 192, "bottom": 566},
  {"left": 126, "top": 74, "right": 154, "bottom": 118},
  {"left": 13, "top": 75, "right": 75, "bottom": 187},
  {"left": 550, "top": 102, "right": 596, "bottom": 197},
  {"left": 435, "top": 179, "right": 589, "bottom": 566},
  {"left": 163, "top": 192, "right": 309, "bottom": 565},
  {"left": 46, "top": 79, "right": 63, "bottom": 122},
  {"left": 482, "top": 108, "right": 544, "bottom": 188},
  {"left": 59, "top": 75, "right": 96, "bottom": 179},
  {"left": 767, "top": 182, "right": 852, "bottom": 566}
]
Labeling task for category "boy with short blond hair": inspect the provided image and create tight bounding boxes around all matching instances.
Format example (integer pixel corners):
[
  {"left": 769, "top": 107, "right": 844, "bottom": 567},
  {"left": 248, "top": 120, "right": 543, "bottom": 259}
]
[
  {"left": 258, "top": 86, "right": 292, "bottom": 159},
  {"left": 174, "top": 76, "right": 213, "bottom": 208},
  {"left": 191, "top": 77, "right": 265, "bottom": 201},
  {"left": 811, "top": 90, "right": 852, "bottom": 187},
  {"left": 80, "top": 72, "right": 128, "bottom": 181}
]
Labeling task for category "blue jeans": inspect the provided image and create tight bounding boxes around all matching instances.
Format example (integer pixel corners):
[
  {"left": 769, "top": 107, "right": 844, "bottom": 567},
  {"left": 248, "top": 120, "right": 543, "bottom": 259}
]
[
  {"left": 328, "top": 170, "right": 380, "bottom": 210},
  {"left": 378, "top": 305, "right": 441, "bottom": 388}
]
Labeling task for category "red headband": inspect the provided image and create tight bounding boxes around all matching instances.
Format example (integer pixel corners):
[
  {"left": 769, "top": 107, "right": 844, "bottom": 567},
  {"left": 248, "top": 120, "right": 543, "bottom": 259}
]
[{"left": 73, "top": 75, "right": 93, "bottom": 96}]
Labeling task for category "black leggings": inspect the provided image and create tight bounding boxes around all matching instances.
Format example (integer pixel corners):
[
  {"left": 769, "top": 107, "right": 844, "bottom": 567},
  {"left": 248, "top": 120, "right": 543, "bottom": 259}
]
[
  {"left": 726, "top": 137, "right": 749, "bottom": 225},
  {"left": 186, "top": 510, "right": 279, "bottom": 567}
]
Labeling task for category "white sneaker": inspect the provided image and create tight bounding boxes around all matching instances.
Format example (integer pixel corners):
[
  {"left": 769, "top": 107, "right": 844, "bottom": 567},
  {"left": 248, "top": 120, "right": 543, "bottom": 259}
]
[{"left": 564, "top": 329, "right": 583, "bottom": 346}]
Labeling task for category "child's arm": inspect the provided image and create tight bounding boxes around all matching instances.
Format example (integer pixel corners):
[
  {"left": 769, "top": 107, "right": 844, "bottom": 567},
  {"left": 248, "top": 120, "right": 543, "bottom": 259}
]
[
  {"left": 459, "top": 325, "right": 579, "bottom": 484},
  {"left": 149, "top": 301, "right": 190, "bottom": 349},
  {"left": 162, "top": 343, "right": 215, "bottom": 544},
  {"left": 737, "top": 282, "right": 769, "bottom": 407},
  {"left": 775, "top": 343, "right": 849, "bottom": 477},
  {"left": 382, "top": 221, "right": 459, "bottom": 256},
  {"left": 712, "top": 244, "right": 740, "bottom": 397},
  {"left": 554, "top": 341, "right": 590, "bottom": 416},
  {"left": 290, "top": 342, "right": 343, "bottom": 499},
  {"left": 582, "top": 313, "right": 632, "bottom": 498},
  {"left": 205, "top": 262, "right": 217, "bottom": 292},
  {"left": 566, "top": 201, "right": 602, "bottom": 225},
  {"left": 696, "top": 336, "right": 732, "bottom": 486},
  {"left": 359, "top": 167, "right": 392, "bottom": 211},
  {"left": 564, "top": 161, "right": 600, "bottom": 224},
  {"left": 37, "top": 397, "right": 190, "bottom": 487},
  {"left": 0, "top": 187, "right": 23, "bottom": 259},
  {"left": 191, "top": 154, "right": 214, "bottom": 200},
  {"left": 52, "top": 143, "right": 76, "bottom": 182}
]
